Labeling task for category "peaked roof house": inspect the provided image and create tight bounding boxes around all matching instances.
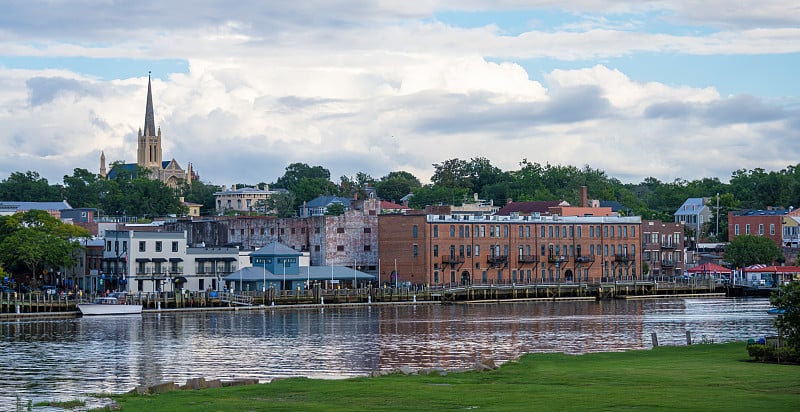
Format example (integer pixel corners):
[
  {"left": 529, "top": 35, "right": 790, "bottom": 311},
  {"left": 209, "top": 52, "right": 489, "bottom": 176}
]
[
  {"left": 674, "top": 198, "right": 711, "bottom": 236},
  {"left": 299, "top": 196, "right": 355, "bottom": 217},
  {"left": 102, "top": 74, "right": 196, "bottom": 188}
]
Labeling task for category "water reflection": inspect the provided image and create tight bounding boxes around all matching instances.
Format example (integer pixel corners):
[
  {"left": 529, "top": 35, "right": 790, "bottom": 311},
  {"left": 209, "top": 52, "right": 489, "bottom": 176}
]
[{"left": 0, "top": 297, "right": 775, "bottom": 406}]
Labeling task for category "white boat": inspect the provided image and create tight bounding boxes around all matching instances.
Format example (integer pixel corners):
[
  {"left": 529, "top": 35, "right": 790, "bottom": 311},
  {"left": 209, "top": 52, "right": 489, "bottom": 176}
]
[{"left": 77, "top": 296, "right": 143, "bottom": 316}]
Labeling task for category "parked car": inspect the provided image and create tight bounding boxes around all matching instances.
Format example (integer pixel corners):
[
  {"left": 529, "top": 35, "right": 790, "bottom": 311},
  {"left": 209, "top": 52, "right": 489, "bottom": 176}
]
[{"left": 41, "top": 285, "right": 58, "bottom": 295}]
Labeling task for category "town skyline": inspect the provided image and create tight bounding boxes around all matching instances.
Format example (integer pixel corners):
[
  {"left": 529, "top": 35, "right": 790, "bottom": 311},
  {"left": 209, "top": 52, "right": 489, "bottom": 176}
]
[{"left": 1, "top": 1, "right": 798, "bottom": 187}]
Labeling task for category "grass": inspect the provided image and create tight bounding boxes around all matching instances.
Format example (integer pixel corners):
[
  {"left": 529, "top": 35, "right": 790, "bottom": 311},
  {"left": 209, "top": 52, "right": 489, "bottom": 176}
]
[{"left": 103, "top": 342, "right": 800, "bottom": 411}]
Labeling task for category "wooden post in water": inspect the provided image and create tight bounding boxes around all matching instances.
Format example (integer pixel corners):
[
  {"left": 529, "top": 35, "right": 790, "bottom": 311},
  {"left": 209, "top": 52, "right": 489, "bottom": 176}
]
[
  {"left": 651, "top": 333, "right": 659, "bottom": 348},
  {"left": 686, "top": 331, "right": 692, "bottom": 345}
]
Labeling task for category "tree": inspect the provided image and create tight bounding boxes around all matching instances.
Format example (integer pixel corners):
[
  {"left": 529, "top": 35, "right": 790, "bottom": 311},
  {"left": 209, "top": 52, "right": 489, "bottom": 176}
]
[
  {"left": 62, "top": 168, "right": 105, "bottom": 208},
  {"left": 725, "top": 235, "right": 783, "bottom": 269},
  {"left": 260, "top": 191, "right": 296, "bottom": 217},
  {"left": 0, "top": 171, "right": 61, "bottom": 201},
  {"left": 179, "top": 180, "right": 221, "bottom": 216},
  {"left": 274, "top": 163, "right": 331, "bottom": 192},
  {"left": 0, "top": 210, "right": 89, "bottom": 282},
  {"left": 325, "top": 202, "right": 346, "bottom": 216},
  {"left": 374, "top": 171, "right": 421, "bottom": 203},
  {"left": 771, "top": 282, "right": 800, "bottom": 350}
]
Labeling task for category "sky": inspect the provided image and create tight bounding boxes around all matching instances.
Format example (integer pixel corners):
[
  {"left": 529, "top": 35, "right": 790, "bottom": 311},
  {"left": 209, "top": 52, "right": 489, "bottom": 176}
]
[{"left": 1, "top": 1, "right": 799, "bottom": 188}]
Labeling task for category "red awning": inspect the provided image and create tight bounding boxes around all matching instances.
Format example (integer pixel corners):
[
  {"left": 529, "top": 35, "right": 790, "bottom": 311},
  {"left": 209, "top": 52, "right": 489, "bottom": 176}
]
[{"left": 686, "top": 262, "right": 732, "bottom": 274}]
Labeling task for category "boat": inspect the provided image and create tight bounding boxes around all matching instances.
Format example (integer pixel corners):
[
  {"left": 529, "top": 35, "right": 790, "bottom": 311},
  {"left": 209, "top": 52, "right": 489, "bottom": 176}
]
[
  {"left": 77, "top": 296, "right": 142, "bottom": 316},
  {"left": 766, "top": 308, "right": 786, "bottom": 315}
]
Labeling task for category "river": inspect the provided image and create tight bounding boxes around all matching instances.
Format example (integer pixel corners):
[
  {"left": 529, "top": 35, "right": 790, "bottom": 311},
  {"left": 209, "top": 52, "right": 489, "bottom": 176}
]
[{"left": 0, "top": 297, "right": 776, "bottom": 406}]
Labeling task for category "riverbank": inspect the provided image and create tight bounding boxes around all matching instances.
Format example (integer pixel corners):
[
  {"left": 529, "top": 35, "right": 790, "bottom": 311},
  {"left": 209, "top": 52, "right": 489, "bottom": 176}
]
[{"left": 101, "top": 342, "right": 797, "bottom": 412}]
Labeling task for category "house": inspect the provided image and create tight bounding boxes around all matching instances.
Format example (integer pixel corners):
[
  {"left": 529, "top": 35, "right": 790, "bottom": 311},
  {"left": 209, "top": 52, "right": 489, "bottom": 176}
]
[
  {"left": 642, "top": 220, "right": 685, "bottom": 279},
  {"left": 214, "top": 184, "right": 282, "bottom": 215},
  {"left": 674, "top": 198, "right": 712, "bottom": 236},
  {"left": 299, "top": 195, "right": 355, "bottom": 217},
  {"left": 223, "top": 241, "right": 374, "bottom": 291},
  {"left": 728, "top": 208, "right": 787, "bottom": 247},
  {"left": 180, "top": 197, "right": 202, "bottom": 217}
]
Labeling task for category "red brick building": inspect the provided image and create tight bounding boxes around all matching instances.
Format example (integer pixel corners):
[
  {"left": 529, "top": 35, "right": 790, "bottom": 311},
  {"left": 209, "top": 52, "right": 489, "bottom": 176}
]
[
  {"left": 379, "top": 213, "right": 642, "bottom": 286},
  {"left": 641, "top": 220, "right": 684, "bottom": 279},
  {"left": 728, "top": 209, "right": 787, "bottom": 247}
]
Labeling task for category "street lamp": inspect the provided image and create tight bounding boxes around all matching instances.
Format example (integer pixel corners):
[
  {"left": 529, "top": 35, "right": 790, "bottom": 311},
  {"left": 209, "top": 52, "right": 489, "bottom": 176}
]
[{"left": 282, "top": 259, "right": 286, "bottom": 291}]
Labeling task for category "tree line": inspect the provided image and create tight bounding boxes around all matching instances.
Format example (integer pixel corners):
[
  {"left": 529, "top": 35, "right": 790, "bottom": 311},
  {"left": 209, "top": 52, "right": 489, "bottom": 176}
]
[{"left": 2, "top": 158, "right": 800, "bottom": 242}]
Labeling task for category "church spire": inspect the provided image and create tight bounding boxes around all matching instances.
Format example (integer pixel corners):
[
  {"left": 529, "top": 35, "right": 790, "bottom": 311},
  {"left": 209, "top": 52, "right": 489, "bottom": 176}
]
[{"left": 144, "top": 71, "right": 156, "bottom": 136}]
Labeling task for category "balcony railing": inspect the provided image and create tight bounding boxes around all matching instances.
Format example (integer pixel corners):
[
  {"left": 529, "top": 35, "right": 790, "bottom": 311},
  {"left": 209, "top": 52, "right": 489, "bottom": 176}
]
[
  {"left": 661, "top": 260, "right": 675, "bottom": 267},
  {"left": 518, "top": 255, "right": 539, "bottom": 263},
  {"left": 575, "top": 255, "right": 595, "bottom": 264},
  {"left": 487, "top": 255, "right": 509, "bottom": 265},
  {"left": 661, "top": 243, "right": 676, "bottom": 249},
  {"left": 547, "top": 254, "right": 569, "bottom": 263},
  {"left": 442, "top": 255, "right": 465, "bottom": 265},
  {"left": 614, "top": 254, "right": 631, "bottom": 263}
]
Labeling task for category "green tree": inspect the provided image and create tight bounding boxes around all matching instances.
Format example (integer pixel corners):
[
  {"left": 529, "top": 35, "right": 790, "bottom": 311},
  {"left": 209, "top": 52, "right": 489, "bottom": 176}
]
[
  {"left": 101, "top": 165, "right": 184, "bottom": 217},
  {"left": 325, "top": 202, "right": 346, "bottom": 216},
  {"left": 771, "top": 281, "right": 800, "bottom": 350},
  {"left": 374, "top": 171, "right": 421, "bottom": 203},
  {"left": 260, "top": 191, "right": 296, "bottom": 217},
  {"left": 62, "top": 168, "right": 105, "bottom": 208},
  {"left": 0, "top": 210, "right": 89, "bottom": 281},
  {"left": 274, "top": 163, "right": 331, "bottom": 192},
  {"left": 179, "top": 180, "right": 221, "bottom": 216},
  {"left": 725, "top": 234, "right": 782, "bottom": 269},
  {"left": 0, "top": 171, "right": 61, "bottom": 201}
]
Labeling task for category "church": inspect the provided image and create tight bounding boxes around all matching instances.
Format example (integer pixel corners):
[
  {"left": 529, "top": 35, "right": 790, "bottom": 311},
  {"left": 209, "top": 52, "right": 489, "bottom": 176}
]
[{"left": 100, "top": 74, "right": 196, "bottom": 188}]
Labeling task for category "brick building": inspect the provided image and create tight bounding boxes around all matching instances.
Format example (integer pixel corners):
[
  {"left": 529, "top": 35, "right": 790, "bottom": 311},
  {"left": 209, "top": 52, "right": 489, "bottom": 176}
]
[
  {"left": 166, "top": 197, "right": 380, "bottom": 274},
  {"left": 728, "top": 209, "right": 787, "bottom": 247},
  {"left": 378, "top": 213, "right": 642, "bottom": 286},
  {"left": 641, "top": 220, "right": 684, "bottom": 279}
]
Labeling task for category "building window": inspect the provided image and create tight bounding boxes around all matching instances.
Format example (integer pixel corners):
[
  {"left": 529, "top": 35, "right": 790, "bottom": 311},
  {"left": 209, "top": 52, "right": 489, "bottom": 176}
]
[
  {"left": 413, "top": 244, "right": 418, "bottom": 257},
  {"left": 172, "top": 241, "right": 178, "bottom": 252},
  {"left": 450, "top": 225, "right": 456, "bottom": 237},
  {"left": 433, "top": 225, "right": 439, "bottom": 238},
  {"left": 433, "top": 245, "right": 438, "bottom": 257},
  {"left": 364, "top": 227, "right": 371, "bottom": 233},
  {"left": 337, "top": 245, "right": 344, "bottom": 251},
  {"left": 758, "top": 224, "right": 764, "bottom": 235},
  {"left": 364, "top": 245, "right": 371, "bottom": 251},
  {"left": 139, "top": 241, "right": 146, "bottom": 252},
  {"left": 413, "top": 225, "right": 419, "bottom": 238},
  {"left": 770, "top": 224, "right": 775, "bottom": 235},
  {"left": 475, "top": 245, "right": 480, "bottom": 256},
  {"left": 315, "top": 245, "right": 320, "bottom": 251},
  {"left": 337, "top": 227, "right": 345, "bottom": 233},
  {"left": 155, "top": 241, "right": 162, "bottom": 252},
  {"left": 315, "top": 227, "right": 321, "bottom": 234},
  {"left": 745, "top": 224, "right": 750, "bottom": 234}
]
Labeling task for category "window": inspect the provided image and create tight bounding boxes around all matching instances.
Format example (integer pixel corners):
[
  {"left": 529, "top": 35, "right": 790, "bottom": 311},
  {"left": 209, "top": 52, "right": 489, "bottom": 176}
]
[
  {"left": 337, "top": 227, "right": 345, "bottom": 233},
  {"left": 364, "top": 245, "right": 371, "bottom": 251},
  {"left": 172, "top": 241, "right": 178, "bottom": 252},
  {"left": 770, "top": 224, "right": 775, "bottom": 235},
  {"left": 106, "top": 241, "right": 111, "bottom": 251},
  {"left": 433, "top": 225, "right": 439, "bottom": 238},
  {"left": 364, "top": 227, "right": 371, "bottom": 233},
  {"left": 139, "top": 241, "right": 145, "bottom": 252},
  {"left": 475, "top": 245, "right": 480, "bottom": 256},
  {"left": 589, "top": 226, "right": 594, "bottom": 238},
  {"left": 459, "top": 226, "right": 464, "bottom": 238},
  {"left": 315, "top": 227, "right": 321, "bottom": 234},
  {"left": 155, "top": 241, "right": 162, "bottom": 252},
  {"left": 735, "top": 224, "right": 740, "bottom": 236},
  {"left": 450, "top": 225, "right": 456, "bottom": 237},
  {"left": 413, "top": 225, "right": 419, "bottom": 238},
  {"left": 758, "top": 224, "right": 764, "bottom": 235},
  {"left": 503, "top": 225, "right": 508, "bottom": 238},
  {"left": 745, "top": 224, "right": 750, "bottom": 234},
  {"left": 465, "top": 226, "right": 470, "bottom": 237},
  {"left": 337, "top": 245, "right": 344, "bottom": 251},
  {"left": 291, "top": 228, "right": 296, "bottom": 234},
  {"left": 433, "top": 245, "right": 438, "bottom": 257},
  {"left": 315, "top": 245, "right": 320, "bottom": 251},
  {"left": 413, "top": 244, "right": 418, "bottom": 257},
  {"left": 541, "top": 226, "right": 546, "bottom": 237}
]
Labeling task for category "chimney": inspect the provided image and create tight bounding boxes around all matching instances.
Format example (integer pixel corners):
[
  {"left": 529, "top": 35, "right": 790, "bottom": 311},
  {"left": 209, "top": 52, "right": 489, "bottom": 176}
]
[{"left": 580, "top": 186, "right": 588, "bottom": 208}]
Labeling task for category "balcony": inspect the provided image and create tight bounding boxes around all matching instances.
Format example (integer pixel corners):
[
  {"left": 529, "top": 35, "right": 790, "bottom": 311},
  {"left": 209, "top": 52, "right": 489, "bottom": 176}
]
[
  {"left": 661, "top": 242, "right": 676, "bottom": 249},
  {"left": 487, "top": 255, "right": 508, "bottom": 265},
  {"left": 518, "top": 255, "right": 539, "bottom": 264},
  {"left": 442, "top": 255, "right": 465, "bottom": 266},
  {"left": 574, "top": 255, "right": 595, "bottom": 264},
  {"left": 547, "top": 254, "right": 569, "bottom": 264},
  {"left": 661, "top": 260, "right": 675, "bottom": 267},
  {"left": 614, "top": 254, "right": 631, "bottom": 263}
]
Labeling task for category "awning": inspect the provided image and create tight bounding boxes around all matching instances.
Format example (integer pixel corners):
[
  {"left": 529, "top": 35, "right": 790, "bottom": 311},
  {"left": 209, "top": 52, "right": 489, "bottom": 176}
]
[
  {"left": 220, "top": 257, "right": 237, "bottom": 262},
  {"left": 169, "top": 258, "right": 183, "bottom": 262},
  {"left": 135, "top": 258, "right": 151, "bottom": 262},
  {"left": 151, "top": 258, "right": 168, "bottom": 262},
  {"left": 174, "top": 276, "right": 188, "bottom": 284}
]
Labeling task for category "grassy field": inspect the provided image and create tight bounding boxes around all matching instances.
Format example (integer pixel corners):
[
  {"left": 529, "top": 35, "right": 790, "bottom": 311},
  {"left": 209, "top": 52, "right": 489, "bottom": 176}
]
[{"left": 107, "top": 342, "right": 799, "bottom": 411}]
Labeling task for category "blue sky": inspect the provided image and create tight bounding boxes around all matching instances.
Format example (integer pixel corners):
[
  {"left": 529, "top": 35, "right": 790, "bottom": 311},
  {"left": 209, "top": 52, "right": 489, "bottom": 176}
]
[{"left": 0, "top": 1, "right": 799, "bottom": 187}]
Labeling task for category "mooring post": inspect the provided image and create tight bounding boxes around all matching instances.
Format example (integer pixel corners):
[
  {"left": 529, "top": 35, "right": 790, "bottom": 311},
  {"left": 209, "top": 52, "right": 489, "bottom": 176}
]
[
  {"left": 651, "top": 332, "right": 659, "bottom": 348},
  {"left": 686, "top": 331, "right": 692, "bottom": 345}
]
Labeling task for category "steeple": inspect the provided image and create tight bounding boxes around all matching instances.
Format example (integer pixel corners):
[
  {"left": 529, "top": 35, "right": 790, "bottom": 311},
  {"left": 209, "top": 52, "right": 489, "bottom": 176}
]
[
  {"left": 99, "top": 151, "right": 106, "bottom": 178},
  {"left": 144, "top": 71, "right": 156, "bottom": 136}
]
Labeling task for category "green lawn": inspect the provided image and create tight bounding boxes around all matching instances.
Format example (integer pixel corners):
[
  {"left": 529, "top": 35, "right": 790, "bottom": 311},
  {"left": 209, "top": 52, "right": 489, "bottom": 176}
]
[{"left": 107, "top": 343, "right": 799, "bottom": 411}]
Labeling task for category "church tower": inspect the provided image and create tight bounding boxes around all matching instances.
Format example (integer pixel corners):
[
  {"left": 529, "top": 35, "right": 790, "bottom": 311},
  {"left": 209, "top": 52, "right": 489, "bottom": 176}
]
[
  {"left": 137, "top": 73, "right": 163, "bottom": 172},
  {"left": 99, "top": 151, "right": 106, "bottom": 178}
]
